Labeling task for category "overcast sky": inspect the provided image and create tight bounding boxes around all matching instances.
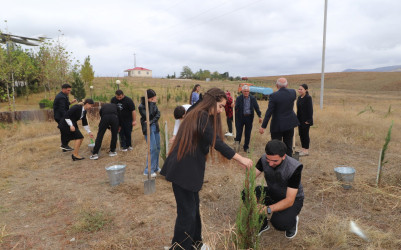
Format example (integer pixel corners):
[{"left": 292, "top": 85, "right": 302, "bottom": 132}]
[{"left": 1, "top": 0, "right": 401, "bottom": 77}]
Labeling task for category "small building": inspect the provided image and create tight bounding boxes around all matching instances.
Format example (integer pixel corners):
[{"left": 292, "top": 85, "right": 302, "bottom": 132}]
[{"left": 124, "top": 67, "right": 152, "bottom": 77}]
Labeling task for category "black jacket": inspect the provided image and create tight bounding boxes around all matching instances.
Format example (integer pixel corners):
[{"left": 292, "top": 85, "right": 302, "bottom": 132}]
[
  {"left": 296, "top": 94, "right": 313, "bottom": 127},
  {"left": 138, "top": 98, "right": 160, "bottom": 135},
  {"left": 262, "top": 88, "right": 299, "bottom": 133},
  {"left": 100, "top": 103, "right": 120, "bottom": 124},
  {"left": 58, "top": 104, "right": 88, "bottom": 129},
  {"left": 53, "top": 91, "right": 70, "bottom": 122},
  {"left": 235, "top": 94, "right": 262, "bottom": 122},
  {"left": 160, "top": 111, "right": 235, "bottom": 192}
]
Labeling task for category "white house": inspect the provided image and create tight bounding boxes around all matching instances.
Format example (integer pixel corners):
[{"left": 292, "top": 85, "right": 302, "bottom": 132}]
[{"left": 124, "top": 67, "right": 152, "bottom": 77}]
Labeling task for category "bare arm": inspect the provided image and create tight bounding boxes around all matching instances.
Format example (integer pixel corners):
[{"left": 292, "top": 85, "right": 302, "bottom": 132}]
[{"left": 268, "top": 187, "right": 298, "bottom": 213}]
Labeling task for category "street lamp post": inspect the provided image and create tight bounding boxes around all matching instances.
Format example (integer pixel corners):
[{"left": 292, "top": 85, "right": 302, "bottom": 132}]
[
  {"left": 90, "top": 85, "right": 93, "bottom": 99},
  {"left": 116, "top": 80, "right": 121, "bottom": 90},
  {"left": 320, "top": 0, "right": 328, "bottom": 110}
]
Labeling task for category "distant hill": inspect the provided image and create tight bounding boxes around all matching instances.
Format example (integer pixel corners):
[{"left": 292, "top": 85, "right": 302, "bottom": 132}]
[{"left": 343, "top": 65, "right": 401, "bottom": 72}]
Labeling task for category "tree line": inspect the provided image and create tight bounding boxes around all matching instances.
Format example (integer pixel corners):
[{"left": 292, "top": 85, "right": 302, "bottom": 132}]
[
  {"left": 167, "top": 65, "right": 243, "bottom": 81},
  {"left": 0, "top": 34, "right": 94, "bottom": 109}
]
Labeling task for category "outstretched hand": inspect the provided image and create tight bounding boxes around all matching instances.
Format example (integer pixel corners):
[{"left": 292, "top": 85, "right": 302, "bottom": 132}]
[{"left": 233, "top": 153, "right": 253, "bottom": 169}]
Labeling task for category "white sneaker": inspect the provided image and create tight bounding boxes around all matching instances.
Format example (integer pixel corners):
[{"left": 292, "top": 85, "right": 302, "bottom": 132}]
[
  {"left": 90, "top": 154, "right": 99, "bottom": 160},
  {"left": 156, "top": 168, "right": 162, "bottom": 173},
  {"left": 143, "top": 172, "right": 157, "bottom": 178},
  {"left": 225, "top": 132, "right": 233, "bottom": 137},
  {"left": 200, "top": 243, "right": 210, "bottom": 250},
  {"left": 121, "top": 147, "right": 128, "bottom": 152},
  {"left": 128, "top": 146, "right": 133, "bottom": 151},
  {"left": 109, "top": 151, "right": 117, "bottom": 157}
]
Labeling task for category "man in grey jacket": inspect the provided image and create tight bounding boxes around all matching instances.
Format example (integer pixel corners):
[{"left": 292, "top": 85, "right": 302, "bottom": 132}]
[{"left": 251, "top": 140, "right": 304, "bottom": 239}]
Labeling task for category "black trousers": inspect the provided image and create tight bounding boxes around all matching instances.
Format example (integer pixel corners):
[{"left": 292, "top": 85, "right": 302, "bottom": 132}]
[
  {"left": 93, "top": 114, "right": 119, "bottom": 154},
  {"left": 226, "top": 117, "right": 233, "bottom": 133},
  {"left": 235, "top": 115, "right": 253, "bottom": 150},
  {"left": 271, "top": 128, "right": 294, "bottom": 157},
  {"left": 55, "top": 119, "right": 63, "bottom": 146},
  {"left": 298, "top": 126, "right": 310, "bottom": 149},
  {"left": 119, "top": 119, "right": 133, "bottom": 148},
  {"left": 249, "top": 186, "right": 303, "bottom": 231},
  {"left": 171, "top": 183, "right": 202, "bottom": 250}
]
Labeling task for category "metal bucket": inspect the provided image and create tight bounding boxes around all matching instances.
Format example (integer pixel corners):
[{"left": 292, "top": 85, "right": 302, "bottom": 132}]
[
  {"left": 334, "top": 166, "right": 355, "bottom": 189},
  {"left": 88, "top": 143, "right": 95, "bottom": 153},
  {"left": 105, "top": 164, "right": 126, "bottom": 186}
]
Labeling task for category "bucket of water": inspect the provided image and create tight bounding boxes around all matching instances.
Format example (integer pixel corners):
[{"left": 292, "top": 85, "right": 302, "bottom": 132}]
[
  {"left": 105, "top": 164, "right": 126, "bottom": 186},
  {"left": 334, "top": 166, "right": 355, "bottom": 189},
  {"left": 88, "top": 143, "right": 95, "bottom": 153}
]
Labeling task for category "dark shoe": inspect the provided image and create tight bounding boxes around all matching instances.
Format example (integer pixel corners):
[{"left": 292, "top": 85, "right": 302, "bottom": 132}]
[
  {"left": 258, "top": 218, "right": 270, "bottom": 236},
  {"left": 61, "top": 145, "right": 73, "bottom": 151},
  {"left": 244, "top": 148, "right": 250, "bottom": 153},
  {"left": 285, "top": 216, "right": 299, "bottom": 239},
  {"left": 72, "top": 154, "right": 85, "bottom": 161}
]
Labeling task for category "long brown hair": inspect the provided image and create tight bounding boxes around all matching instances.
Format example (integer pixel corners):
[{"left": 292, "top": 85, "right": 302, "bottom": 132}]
[
  {"left": 190, "top": 84, "right": 200, "bottom": 104},
  {"left": 171, "top": 88, "right": 226, "bottom": 161}
]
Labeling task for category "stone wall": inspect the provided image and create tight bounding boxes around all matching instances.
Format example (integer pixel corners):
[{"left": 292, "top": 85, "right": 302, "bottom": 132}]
[{"left": 0, "top": 106, "right": 101, "bottom": 123}]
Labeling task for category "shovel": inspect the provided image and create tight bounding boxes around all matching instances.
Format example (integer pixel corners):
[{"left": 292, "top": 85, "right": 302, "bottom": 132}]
[{"left": 144, "top": 91, "right": 155, "bottom": 194}]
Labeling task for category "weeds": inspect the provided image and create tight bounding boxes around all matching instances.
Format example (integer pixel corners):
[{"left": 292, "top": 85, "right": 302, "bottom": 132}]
[
  {"left": 0, "top": 225, "right": 8, "bottom": 243},
  {"left": 376, "top": 121, "right": 393, "bottom": 187},
  {"left": 71, "top": 209, "right": 112, "bottom": 233}
]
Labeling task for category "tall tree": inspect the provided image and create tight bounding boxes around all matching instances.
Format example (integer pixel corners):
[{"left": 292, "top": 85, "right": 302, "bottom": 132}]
[
  {"left": 71, "top": 72, "right": 86, "bottom": 102},
  {"left": 80, "top": 55, "right": 95, "bottom": 87},
  {"left": 180, "top": 66, "right": 193, "bottom": 79}
]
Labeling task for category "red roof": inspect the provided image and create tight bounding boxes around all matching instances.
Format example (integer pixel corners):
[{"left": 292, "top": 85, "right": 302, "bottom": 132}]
[{"left": 125, "top": 67, "right": 151, "bottom": 71}]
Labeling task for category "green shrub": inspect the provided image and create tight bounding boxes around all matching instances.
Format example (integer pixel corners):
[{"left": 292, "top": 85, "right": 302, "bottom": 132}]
[{"left": 39, "top": 99, "right": 54, "bottom": 108}]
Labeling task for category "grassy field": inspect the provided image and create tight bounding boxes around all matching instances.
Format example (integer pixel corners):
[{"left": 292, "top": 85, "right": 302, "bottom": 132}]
[{"left": 0, "top": 72, "right": 401, "bottom": 249}]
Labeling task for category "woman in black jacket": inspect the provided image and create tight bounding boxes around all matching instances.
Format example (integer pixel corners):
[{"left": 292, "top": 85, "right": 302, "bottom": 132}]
[
  {"left": 58, "top": 99, "right": 95, "bottom": 161},
  {"left": 160, "top": 88, "right": 253, "bottom": 250},
  {"left": 296, "top": 84, "right": 313, "bottom": 156}
]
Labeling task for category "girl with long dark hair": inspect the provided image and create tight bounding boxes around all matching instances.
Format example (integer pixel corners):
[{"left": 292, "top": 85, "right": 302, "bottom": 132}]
[
  {"left": 296, "top": 84, "right": 313, "bottom": 156},
  {"left": 161, "top": 88, "right": 252, "bottom": 249}
]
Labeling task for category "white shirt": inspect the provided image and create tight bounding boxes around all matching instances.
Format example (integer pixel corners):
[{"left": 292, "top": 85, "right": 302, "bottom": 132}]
[{"left": 173, "top": 104, "right": 191, "bottom": 136}]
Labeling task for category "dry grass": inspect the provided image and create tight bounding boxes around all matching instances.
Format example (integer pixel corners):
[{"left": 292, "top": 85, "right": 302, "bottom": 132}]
[{"left": 1, "top": 72, "right": 401, "bottom": 249}]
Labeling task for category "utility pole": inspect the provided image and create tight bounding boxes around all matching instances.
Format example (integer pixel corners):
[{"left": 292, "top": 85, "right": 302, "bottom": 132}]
[
  {"left": 320, "top": 0, "right": 328, "bottom": 110},
  {"left": 134, "top": 53, "right": 136, "bottom": 68}
]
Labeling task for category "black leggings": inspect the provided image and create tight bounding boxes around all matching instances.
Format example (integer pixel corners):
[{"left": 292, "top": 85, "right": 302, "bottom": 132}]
[{"left": 298, "top": 126, "right": 310, "bottom": 149}]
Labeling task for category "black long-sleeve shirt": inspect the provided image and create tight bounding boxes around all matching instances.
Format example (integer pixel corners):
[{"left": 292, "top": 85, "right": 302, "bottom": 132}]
[{"left": 160, "top": 111, "right": 235, "bottom": 192}]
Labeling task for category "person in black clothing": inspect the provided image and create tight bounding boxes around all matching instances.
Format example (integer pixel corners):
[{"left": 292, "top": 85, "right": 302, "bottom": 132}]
[
  {"left": 259, "top": 78, "right": 299, "bottom": 157},
  {"left": 296, "top": 84, "right": 313, "bottom": 156},
  {"left": 53, "top": 83, "right": 77, "bottom": 151},
  {"left": 110, "top": 90, "right": 137, "bottom": 151},
  {"left": 90, "top": 103, "right": 120, "bottom": 160},
  {"left": 234, "top": 85, "right": 262, "bottom": 153},
  {"left": 249, "top": 140, "right": 304, "bottom": 239},
  {"left": 161, "top": 88, "right": 253, "bottom": 250},
  {"left": 58, "top": 99, "right": 95, "bottom": 161}
]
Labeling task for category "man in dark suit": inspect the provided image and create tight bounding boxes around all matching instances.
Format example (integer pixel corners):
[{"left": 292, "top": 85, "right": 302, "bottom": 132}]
[
  {"left": 53, "top": 83, "right": 76, "bottom": 151},
  {"left": 234, "top": 85, "right": 262, "bottom": 153},
  {"left": 259, "top": 78, "right": 299, "bottom": 157}
]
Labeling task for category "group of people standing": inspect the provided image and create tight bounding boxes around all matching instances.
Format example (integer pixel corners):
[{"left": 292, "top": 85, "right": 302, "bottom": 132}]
[
  {"left": 53, "top": 80, "right": 312, "bottom": 249},
  {"left": 52, "top": 86, "right": 161, "bottom": 177},
  {"left": 227, "top": 77, "right": 313, "bottom": 157}
]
